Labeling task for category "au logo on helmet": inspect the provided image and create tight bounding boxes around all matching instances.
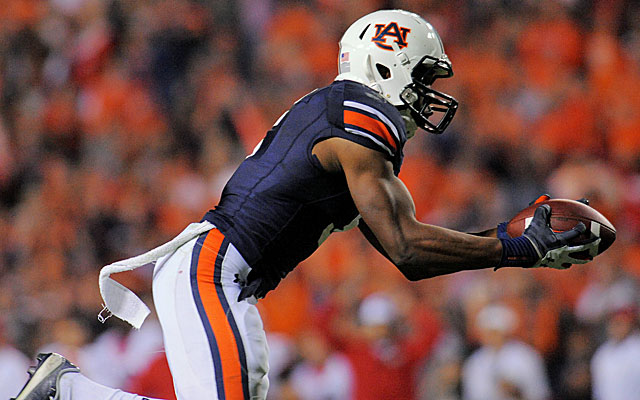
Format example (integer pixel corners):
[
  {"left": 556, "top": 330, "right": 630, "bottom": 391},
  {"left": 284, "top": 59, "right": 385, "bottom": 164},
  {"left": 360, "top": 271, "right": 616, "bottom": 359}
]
[{"left": 371, "top": 22, "right": 411, "bottom": 51}]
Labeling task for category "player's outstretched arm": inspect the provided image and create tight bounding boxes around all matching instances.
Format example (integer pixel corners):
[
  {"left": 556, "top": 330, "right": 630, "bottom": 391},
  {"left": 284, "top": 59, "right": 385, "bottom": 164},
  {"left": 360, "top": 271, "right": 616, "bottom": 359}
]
[
  {"left": 314, "top": 138, "right": 598, "bottom": 279},
  {"left": 313, "top": 137, "right": 502, "bottom": 280}
]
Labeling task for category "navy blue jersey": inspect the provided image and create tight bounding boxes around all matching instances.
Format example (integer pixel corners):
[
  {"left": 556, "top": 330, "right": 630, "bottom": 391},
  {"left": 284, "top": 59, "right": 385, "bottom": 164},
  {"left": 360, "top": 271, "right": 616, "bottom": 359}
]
[{"left": 203, "top": 80, "right": 407, "bottom": 298}]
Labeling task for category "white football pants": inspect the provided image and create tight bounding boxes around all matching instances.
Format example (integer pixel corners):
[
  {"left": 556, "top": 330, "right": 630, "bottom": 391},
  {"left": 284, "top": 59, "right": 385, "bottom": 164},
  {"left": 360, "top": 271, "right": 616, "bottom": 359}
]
[
  {"left": 153, "top": 228, "right": 270, "bottom": 399},
  {"left": 62, "top": 228, "right": 270, "bottom": 400}
]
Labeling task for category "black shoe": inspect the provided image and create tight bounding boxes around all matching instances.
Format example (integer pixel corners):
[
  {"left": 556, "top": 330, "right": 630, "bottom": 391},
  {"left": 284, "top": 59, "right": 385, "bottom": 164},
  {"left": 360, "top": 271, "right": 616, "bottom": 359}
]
[{"left": 11, "top": 353, "right": 80, "bottom": 400}]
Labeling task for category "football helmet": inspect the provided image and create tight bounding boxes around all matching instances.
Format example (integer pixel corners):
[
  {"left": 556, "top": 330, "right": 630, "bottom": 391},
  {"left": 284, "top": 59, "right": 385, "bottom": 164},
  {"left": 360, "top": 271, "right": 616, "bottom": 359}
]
[{"left": 336, "top": 9, "right": 458, "bottom": 134}]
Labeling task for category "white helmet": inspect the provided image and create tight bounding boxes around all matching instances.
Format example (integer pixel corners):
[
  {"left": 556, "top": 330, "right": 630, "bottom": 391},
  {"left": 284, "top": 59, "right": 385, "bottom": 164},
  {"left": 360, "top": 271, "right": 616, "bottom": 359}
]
[{"left": 336, "top": 9, "right": 458, "bottom": 134}]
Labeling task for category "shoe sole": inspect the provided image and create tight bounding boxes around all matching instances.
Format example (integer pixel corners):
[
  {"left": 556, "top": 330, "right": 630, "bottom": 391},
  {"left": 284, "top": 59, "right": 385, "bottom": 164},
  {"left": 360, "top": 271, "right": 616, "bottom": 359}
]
[{"left": 14, "top": 353, "right": 67, "bottom": 400}]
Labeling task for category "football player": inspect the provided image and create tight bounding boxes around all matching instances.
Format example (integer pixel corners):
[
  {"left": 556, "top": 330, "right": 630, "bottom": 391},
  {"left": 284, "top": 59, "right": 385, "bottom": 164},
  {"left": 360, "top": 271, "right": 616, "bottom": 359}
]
[{"left": 13, "top": 9, "right": 598, "bottom": 400}]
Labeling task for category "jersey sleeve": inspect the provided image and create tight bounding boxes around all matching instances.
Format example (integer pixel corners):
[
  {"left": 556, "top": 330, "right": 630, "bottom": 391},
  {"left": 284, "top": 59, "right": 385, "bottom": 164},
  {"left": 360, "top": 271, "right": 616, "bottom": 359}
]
[{"left": 327, "top": 81, "right": 407, "bottom": 159}]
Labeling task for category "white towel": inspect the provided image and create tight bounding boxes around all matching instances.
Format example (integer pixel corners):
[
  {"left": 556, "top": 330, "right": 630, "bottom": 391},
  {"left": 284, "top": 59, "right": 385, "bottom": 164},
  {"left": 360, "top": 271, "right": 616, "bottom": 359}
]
[{"left": 98, "top": 221, "right": 215, "bottom": 329}]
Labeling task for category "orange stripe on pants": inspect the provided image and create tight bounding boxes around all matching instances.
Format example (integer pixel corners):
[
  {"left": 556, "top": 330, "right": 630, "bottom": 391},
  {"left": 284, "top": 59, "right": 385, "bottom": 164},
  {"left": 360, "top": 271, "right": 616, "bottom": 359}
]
[{"left": 196, "top": 230, "right": 246, "bottom": 399}]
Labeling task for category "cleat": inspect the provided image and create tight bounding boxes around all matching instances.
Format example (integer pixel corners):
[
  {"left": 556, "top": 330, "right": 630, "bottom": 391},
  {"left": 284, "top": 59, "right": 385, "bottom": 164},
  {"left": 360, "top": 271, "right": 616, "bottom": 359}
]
[{"left": 12, "top": 353, "right": 79, "bottom": 400}]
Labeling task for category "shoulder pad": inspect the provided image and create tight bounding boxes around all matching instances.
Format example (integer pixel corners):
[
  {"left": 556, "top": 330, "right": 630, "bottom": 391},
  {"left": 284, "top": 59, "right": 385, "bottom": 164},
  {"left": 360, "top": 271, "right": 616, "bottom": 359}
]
[{"left": 328, "top": 81, "right": 407, "bottom": 158}]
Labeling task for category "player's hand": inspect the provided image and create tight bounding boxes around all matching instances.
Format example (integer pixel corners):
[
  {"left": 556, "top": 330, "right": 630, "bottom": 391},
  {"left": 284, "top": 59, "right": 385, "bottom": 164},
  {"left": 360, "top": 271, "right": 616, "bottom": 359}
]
[
  {"left": 497, "top": 204, "right": 600, "bottom": 269},
  {"left": 496, "top": 194, "right": 551, "bottom": 240},
  {"left": 497, "top": 195, "right": 590, "bottom": 241},
  {"left": 522, "top": 205, "right": 600, "bottom": 269}
]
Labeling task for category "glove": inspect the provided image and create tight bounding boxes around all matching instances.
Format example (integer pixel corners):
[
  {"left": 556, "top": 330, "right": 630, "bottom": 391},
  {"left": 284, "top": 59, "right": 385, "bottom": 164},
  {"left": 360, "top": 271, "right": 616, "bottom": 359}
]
[
  {"left": 496, "top": 195, "right": 590, "bottom": 241},
  {"left": 496, "top": 194, "right": 551, "bottom": 240},
  {"left": 498, "top": 205, "right": 601, "bottom": 269},
  {"left": 523, "top": 205, "right": 601, "bottom": 268}
]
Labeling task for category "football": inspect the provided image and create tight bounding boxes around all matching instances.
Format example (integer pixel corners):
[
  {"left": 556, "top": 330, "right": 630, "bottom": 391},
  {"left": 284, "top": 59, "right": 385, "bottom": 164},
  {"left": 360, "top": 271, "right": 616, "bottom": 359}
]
[{"left": 506, "top": 199, "right": 616, "bottom": 257}]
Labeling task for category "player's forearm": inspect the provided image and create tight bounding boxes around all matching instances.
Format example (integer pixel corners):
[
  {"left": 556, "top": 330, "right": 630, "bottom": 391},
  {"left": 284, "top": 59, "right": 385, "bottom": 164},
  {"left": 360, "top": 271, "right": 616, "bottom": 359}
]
[{"left": 391, "top": 223, "right": 502, "bottom": 280}]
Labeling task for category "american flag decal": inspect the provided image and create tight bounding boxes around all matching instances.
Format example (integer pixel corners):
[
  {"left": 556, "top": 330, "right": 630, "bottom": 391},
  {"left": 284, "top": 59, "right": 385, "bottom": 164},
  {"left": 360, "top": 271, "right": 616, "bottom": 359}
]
[{"left": 340, "top": 52, "right": 349, "bottom": 62}]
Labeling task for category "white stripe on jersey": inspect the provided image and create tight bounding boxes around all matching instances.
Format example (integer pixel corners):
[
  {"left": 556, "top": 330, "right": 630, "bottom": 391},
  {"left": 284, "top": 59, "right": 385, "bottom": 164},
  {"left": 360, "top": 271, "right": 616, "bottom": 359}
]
[
  {"left": 344, "top": 127, "right": 394, "bottom": 157},
  {"left": 343, "top": 100, "right": 400, "bottom": 142}
]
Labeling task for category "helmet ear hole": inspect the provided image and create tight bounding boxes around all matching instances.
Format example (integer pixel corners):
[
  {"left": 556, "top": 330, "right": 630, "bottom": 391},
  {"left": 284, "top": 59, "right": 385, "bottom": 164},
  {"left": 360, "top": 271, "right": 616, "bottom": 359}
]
[
  {"left": 375, "top": 63, "right": 391, "bottom": 79},
  {"left": 359, "top": 24, "right": 371, "bottom": 40}
]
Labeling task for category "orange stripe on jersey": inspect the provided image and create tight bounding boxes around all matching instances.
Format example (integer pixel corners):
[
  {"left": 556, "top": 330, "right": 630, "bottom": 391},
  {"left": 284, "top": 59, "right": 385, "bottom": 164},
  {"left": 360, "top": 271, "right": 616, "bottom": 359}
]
[
  {"left": 344, "top": 109, "right": 397, "bottom": 151},
  {"left": 196, "top": 230, "right": 246, "bottom": 400}
]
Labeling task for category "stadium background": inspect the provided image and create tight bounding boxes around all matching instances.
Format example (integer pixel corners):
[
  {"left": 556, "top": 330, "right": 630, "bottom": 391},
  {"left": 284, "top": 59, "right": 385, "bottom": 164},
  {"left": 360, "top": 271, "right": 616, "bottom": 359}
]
[{"left": 1, "top": 0, "right": 639, "bottom": 399}]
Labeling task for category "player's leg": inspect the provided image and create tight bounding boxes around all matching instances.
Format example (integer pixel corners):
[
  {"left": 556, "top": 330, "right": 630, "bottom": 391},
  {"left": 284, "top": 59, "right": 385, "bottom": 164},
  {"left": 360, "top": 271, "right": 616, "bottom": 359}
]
[
  {"left": 215, "top": 241, "right": 270, "bottom": 399},
  {"left": 13, "top": 227, "right": 268, "bottom": 400},
  {"left": 153, "top": 229, "right": 269, "bottom": 400},
  {"left": 11, "top": 352, "right": 163, "bottom": 400}
]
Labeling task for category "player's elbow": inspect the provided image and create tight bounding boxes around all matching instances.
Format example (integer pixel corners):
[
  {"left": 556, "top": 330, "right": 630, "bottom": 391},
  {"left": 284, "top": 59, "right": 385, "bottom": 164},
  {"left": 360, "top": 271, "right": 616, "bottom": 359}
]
[
  {"left": 401, "top": 268, "right": 422, "bottom": 281},
  {"left": 395, "top": 262, "right": 423, "bottom": 281},
  {"left": 391, "top": 244, "right": 444, "bottom": 281},
  {"left": 396, "top": 260, "right": 441, "bottom": 281},
  {"left": 391, "top": 251, "right": 423, "bottom": 281}
]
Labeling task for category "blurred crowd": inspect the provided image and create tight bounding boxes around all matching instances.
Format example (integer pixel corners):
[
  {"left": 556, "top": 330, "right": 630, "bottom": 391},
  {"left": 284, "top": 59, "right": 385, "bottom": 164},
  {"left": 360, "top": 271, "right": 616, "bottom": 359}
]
[{"left": 1, "top": 0, "right": 640, "bottom": 399}]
